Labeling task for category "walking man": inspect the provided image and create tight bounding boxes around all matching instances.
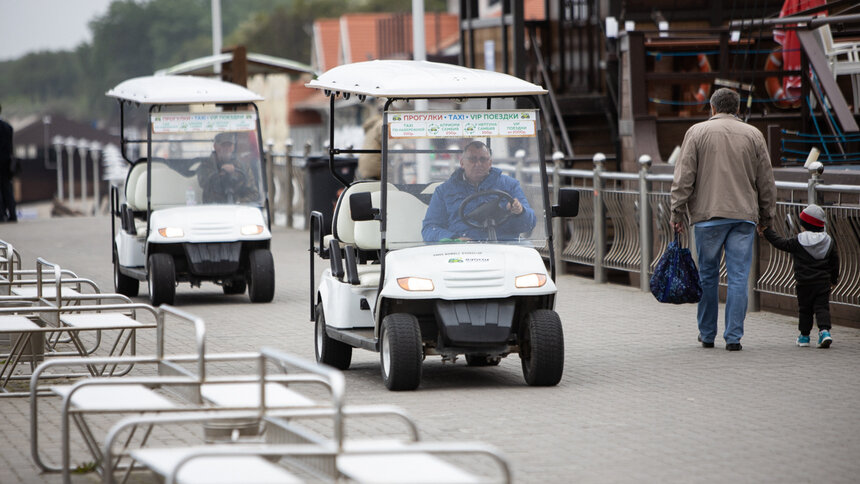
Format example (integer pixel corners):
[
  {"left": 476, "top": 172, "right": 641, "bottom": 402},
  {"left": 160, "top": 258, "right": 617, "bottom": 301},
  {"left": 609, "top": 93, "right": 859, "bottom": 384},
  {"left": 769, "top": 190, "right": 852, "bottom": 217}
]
[
  {"left": 670, "top": 88, "right": 776, "bottom": 351},
  {"left": 0, "top": 104, "right": 17, "bottom": 222}
]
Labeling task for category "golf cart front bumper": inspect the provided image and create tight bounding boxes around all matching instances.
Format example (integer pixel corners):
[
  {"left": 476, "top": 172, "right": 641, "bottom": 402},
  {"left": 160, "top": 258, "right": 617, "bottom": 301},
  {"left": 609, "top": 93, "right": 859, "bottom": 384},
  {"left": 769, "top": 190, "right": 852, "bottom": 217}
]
[
  {"left": 184, "top": 242, "right": 241, "bottom": 276},
  {"left": 434, "top": 299, "right": 515, "bottom": 345}
]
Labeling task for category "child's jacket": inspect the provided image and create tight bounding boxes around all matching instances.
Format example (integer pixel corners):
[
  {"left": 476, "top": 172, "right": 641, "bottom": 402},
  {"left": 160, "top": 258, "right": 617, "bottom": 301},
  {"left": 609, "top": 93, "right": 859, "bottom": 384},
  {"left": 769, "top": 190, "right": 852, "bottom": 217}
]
[{"left": 763, "top": 228, "right": 839, "bottom": 285}]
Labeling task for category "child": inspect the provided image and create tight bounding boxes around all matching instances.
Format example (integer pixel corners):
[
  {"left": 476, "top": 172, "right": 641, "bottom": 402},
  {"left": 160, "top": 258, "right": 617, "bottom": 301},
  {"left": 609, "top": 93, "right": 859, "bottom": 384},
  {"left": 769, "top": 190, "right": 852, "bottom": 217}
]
[{"left": 762, "top": 204, "right": 839, "bottom": 348}]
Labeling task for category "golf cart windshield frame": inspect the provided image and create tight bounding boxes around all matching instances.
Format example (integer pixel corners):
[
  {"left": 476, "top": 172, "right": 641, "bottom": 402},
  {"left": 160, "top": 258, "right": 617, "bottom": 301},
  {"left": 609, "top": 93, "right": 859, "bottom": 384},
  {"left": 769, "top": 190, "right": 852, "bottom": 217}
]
[
  {"left": 115, "top": 100, "right": 268, "bottom": 238},
  {"left": 323, "top": 92, "right": 557, "bottom": 294}
]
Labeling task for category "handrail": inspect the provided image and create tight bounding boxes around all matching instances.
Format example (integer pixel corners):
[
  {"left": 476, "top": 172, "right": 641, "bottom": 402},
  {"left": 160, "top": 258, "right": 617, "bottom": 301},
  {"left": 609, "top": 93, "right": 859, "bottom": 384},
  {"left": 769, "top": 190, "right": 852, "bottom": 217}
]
[{"left": 527, "top": 28, "right": 574, "bottom": 158}]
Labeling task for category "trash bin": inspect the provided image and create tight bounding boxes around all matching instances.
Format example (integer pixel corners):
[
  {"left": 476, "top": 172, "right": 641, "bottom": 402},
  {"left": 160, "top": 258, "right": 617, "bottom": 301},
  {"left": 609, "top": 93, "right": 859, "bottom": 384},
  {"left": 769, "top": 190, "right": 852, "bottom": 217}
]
[{"left": 303, "top": 156, "right": 357, "bottom": 235}]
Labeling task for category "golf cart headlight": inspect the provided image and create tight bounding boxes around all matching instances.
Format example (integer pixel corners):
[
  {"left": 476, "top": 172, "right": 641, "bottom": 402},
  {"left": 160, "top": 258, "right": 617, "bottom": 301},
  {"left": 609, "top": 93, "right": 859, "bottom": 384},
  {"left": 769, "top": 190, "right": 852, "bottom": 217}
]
[
  {"left": 515, "top": 273, "right": 547, "bottom": 288},
  {"left": 397, "top": 277, "right": 434, "bottom": 291},
  {"left": 240, "top": 224, "right": 264, "bottom": 235},
  {"left": 157, "top": 227, "right": 184, "bottom": 238}
]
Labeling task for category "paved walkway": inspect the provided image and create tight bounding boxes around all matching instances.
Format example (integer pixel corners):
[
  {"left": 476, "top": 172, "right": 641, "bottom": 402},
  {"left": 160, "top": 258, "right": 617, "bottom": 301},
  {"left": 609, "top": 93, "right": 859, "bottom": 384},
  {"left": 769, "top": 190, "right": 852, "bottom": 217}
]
[{"left": 1, "top": 215, "right": 858, "bottom": 483}]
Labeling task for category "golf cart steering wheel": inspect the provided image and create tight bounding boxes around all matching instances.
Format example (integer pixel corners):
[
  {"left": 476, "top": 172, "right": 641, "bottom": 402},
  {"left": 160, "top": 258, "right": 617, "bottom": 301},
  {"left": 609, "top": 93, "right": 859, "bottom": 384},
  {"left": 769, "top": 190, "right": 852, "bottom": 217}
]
[{"left": 457, "top": 189, "right": 515, "bottom": 240}]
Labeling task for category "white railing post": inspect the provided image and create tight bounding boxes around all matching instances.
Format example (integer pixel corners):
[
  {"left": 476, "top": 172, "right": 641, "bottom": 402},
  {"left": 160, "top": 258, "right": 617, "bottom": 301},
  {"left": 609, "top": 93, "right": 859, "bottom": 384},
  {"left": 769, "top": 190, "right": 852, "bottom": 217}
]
[
  {"left": 552, "top": 151, "right": 564, "bottom": 275},
  {"left": 78, "top": 140, "right": 90, "bottom": 213},
  {"left": 593, "top": 153, "right": 606, "bottom": 283},
  {"left": 52, "top": 136, "right": 65, "bottom": 201},
  {"left": 285, "top": 139, "right": 294, "bottom": 228},
  {"left": 638, "top": 154, "right": 652, "bottom": 292},
  {"left": 64, "top": 137, "right": 77, "bottom": 205},
  {"left": 90, "top": 141, "right": 102, "bottom": 215}
]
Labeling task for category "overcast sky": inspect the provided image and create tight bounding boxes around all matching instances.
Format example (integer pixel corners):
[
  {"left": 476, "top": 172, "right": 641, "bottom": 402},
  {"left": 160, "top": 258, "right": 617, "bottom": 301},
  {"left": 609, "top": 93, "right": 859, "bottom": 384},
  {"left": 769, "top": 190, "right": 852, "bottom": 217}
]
[{"left": 0, "top": 0, "right": 114, "bottom": 61}]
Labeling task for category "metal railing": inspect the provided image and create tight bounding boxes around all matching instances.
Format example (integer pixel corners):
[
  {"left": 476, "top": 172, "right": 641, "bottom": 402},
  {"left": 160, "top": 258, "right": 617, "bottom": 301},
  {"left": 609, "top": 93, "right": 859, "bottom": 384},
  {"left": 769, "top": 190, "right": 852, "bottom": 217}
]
[
  {"left": 264, "top": 146, "right": 858, "bottom": 309},
  {"left": 265, "top": 140, "right": 311, "bottom": 229},
  {"left": 551, "top": 154, "right": 860, "bottom": 308}
]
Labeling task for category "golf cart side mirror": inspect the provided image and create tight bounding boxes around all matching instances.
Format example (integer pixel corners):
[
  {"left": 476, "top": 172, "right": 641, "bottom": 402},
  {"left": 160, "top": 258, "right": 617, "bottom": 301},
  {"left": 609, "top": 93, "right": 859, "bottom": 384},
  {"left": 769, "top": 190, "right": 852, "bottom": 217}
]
[
  {"left": 350, "top": 192, "right": 379, "bottom": 221},
  {"left": 552, "top": 188, "right": 580, "bottom": 218}
]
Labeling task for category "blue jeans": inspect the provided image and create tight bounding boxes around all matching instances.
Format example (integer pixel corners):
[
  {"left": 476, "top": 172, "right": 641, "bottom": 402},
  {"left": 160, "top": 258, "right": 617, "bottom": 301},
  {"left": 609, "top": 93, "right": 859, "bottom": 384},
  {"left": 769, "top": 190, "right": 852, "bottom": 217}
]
[{"left": 694, "top": 222, "right": 755, "bottom": 344}]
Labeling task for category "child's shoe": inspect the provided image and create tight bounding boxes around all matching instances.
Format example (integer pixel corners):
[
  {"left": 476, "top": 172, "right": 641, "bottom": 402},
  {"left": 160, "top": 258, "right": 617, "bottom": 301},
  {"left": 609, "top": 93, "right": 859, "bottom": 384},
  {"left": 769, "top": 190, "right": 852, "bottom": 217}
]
[
  {"left": 796, "top": 334, "right": 810, "bottom": 347},
  {"left": 818, "top": 330, "right": 832, "bottom": 348}
]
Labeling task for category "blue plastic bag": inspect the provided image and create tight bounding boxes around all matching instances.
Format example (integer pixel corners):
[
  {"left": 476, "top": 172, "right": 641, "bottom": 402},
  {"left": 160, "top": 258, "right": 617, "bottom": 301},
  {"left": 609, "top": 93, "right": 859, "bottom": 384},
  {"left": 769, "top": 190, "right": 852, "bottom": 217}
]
[{"left": 649, "top": 234, "right": 702, "bottom": 304}]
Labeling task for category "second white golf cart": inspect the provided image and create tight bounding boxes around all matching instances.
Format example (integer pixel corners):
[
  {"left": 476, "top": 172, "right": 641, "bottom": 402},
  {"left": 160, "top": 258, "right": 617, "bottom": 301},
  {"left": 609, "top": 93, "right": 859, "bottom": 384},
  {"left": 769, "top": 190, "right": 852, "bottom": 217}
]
[
  {"left": 308, "top": 60, "right": 579, "bottom": 390},
  {"left": 107, "top": 75, "right": 275, "bottom": 306}
]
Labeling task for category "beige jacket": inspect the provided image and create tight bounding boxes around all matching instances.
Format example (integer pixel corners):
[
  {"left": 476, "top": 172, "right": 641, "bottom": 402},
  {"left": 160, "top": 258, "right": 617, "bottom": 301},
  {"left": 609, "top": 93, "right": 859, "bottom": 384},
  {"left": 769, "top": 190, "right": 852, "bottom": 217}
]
[
  {"left": 670, "top": 113, "right": 776, "bottom": 227},
  {"left": 356, "top": 114, "right": 383, "bottom": 180}
]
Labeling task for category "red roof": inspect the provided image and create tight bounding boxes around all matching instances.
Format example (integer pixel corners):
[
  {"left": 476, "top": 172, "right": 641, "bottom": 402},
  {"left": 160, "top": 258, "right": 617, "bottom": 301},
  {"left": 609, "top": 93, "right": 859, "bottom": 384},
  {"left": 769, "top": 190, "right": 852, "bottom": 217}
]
[
  {"left": 524, "top": 0, "right": 546, "bottom": 21},
  {"left": 313, "top": 18, "right": 341, "bottom": 73},
  {"left": 340, "top": 13, "right": 391, "bottom": 64},
  {"left": 287, "top": 79, "right": 322, "bottom": 125}
]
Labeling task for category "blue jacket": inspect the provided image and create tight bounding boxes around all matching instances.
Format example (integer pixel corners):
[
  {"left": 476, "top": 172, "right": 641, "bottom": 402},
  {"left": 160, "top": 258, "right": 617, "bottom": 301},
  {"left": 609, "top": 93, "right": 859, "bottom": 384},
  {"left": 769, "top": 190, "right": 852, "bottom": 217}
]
[{"left": 422, "top": 167, "right": 537, "bottom": 241}]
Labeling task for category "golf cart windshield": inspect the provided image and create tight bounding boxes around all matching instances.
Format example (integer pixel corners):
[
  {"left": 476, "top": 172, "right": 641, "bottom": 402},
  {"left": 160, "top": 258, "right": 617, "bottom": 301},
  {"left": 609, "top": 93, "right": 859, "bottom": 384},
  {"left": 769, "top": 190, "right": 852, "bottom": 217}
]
[
  {"left": 384, "top": 109, "right": 547, "bottom": 249},
  {"left": 146, "top": 110, "right": 265, "bottom": 207}
]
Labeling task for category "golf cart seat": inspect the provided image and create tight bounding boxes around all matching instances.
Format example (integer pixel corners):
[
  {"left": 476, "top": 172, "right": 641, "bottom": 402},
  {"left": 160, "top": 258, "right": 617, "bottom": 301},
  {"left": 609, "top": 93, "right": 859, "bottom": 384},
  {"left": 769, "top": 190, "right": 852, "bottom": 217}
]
[
  {"left": 327, "top": 182, "right": 425, "bottom": 287},
  {"left": 354, "top": 190, "right": 427, "bottom": 250}
]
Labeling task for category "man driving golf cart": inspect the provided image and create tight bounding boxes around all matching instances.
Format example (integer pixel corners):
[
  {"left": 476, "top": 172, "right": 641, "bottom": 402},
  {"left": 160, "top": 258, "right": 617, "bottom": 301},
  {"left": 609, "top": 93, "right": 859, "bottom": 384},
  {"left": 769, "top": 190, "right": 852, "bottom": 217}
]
[
  {"left": 422, "top": 140, "right": 536, "bottom": 242},
  {"left": 197, "top": 132, "right": 261, "bottom": 204}
]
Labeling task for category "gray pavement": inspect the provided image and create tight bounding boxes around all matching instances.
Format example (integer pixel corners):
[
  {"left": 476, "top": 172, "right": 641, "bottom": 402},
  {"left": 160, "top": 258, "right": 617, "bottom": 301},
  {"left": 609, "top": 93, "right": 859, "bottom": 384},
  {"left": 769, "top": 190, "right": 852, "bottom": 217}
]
[{"left": 1, "top": 215, "right": 859, "bottom": 483}]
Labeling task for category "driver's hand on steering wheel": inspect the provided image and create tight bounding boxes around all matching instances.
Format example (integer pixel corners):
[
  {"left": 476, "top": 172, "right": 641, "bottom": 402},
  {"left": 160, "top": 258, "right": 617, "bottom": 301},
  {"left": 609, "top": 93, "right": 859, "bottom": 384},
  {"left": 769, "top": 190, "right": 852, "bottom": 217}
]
[
  {"left": 507, "top": 198, "right": 524, "bottom": 215},
  {"left": 220, "top": 163, "right": 236, "bottom": 174}
]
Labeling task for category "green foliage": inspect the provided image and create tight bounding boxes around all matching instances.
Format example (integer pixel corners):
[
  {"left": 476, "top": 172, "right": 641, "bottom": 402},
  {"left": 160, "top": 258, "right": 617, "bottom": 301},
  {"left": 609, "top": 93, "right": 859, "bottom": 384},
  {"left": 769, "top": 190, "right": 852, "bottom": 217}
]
[
  {"left": 72, "top": 461, "right": 98, "bottom": 474},
  {"left": 0, "top": 0, "right": 452, "bottom": 122}
]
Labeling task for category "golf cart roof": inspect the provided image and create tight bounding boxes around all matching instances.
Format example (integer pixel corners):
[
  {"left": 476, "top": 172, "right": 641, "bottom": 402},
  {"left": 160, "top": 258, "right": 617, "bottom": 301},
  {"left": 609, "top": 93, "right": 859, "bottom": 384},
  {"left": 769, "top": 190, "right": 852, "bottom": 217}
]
[
  {"left": 306, "top": 60, "right": 547, "bottom": 99},
  {"left": 106, "top": 75, "right": 264, "bottom": 104}
]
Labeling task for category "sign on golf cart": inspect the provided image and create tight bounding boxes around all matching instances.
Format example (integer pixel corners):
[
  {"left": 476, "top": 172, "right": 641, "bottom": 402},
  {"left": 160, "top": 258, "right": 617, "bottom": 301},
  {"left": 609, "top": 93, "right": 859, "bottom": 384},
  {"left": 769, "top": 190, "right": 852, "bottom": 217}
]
[
  {"left": 307, "top": 60, "right": 579, "bottom": 391},
  {"left": 107, "top": 76, "right": 275, "bottom": 306},
  {"left": 388, "top": 111, "right": 536, "bottom": 138}
]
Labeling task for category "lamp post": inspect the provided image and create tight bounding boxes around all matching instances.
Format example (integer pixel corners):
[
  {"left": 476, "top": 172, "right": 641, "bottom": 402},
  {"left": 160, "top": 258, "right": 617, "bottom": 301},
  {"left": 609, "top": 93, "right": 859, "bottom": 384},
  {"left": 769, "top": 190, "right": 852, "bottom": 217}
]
[
  {"left": 52, "top": 135, "right": 65, "bottom": 200},
  {"left": 64, "top": 137, "right": 77, "bottom": 205}
]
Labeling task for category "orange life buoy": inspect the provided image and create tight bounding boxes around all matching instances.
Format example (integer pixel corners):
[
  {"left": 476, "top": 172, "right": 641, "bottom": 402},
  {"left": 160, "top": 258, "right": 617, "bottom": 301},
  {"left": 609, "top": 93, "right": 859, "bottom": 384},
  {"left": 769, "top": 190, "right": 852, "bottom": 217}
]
[
  {"left": 764, "top": 49, "right": 801, "bottom": 109},
  {"left": 693, "top": 54, "right": 712, "bottom": 105}
]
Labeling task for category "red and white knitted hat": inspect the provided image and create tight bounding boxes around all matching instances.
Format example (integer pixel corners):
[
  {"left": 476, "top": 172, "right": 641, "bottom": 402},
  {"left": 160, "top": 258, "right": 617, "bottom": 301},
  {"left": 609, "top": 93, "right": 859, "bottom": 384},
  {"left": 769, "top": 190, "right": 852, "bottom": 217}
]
[{"left": 799, "top": 204, "right": 825, "bottom": 227}]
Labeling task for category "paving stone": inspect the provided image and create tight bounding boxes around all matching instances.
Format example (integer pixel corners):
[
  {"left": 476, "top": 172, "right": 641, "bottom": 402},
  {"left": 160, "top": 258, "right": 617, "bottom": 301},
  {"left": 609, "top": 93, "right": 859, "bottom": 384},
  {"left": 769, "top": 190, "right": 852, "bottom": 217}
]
[{"left": 0, "top": 215, "right": 857, "bottom": 483}]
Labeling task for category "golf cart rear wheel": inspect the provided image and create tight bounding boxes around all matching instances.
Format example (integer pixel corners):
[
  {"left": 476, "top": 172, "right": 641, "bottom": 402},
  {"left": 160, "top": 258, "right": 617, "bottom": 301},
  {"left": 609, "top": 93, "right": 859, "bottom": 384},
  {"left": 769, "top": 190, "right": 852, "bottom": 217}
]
[
  {"left": 223, "top": 278, "right": 246, "bottom": 295},
  {"left": 314, "top": 303, "right": 352, "bottom": 370},
  {"left": 520, "top": 309, "right": 564, "bottom": 386},
  {"left": 380, "top": 313, "right": 422, "bottom": 391},
  {"left": 113, "top": 248, "right": 139, "bottom": 297},
  {"left": 247, "top": 249, "right": 275, "bottom": 303},
  {"left": 465, "top": 353, "right": 502, "bottom": 367},
  {"left": 148, "top": 253, "right": 175, "bottom": 306}
]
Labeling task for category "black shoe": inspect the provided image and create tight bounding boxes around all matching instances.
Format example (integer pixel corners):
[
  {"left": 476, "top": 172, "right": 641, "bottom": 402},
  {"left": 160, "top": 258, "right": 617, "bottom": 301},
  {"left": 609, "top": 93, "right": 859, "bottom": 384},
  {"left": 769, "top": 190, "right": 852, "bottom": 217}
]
[
  {"left": 698, "top": 335, "right": 714, "bottom": 348},
  {"left": 726, "top": 343, "right": 743, "bottom": 351}
]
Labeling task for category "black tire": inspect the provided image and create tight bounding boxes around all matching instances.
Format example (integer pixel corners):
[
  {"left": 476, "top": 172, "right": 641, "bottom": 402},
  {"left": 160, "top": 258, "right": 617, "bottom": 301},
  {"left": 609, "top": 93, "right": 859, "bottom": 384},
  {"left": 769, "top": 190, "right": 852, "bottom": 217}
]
[
  {"left": 380, "top": 313, "right": 423, "bottom": 391},
  {"left": 247, "top": 249, "right": 275, "bottom": 303},
  {"left": 113, "top": 248, "right": 139, "bottom": 297},
  {"left": 148, "top": 253, "right": 175, "bottom": 306},
  {"left": 465, "top": 353, "right": 502, "bottom": 367},
  {"left": 520, "top": 309, "right": 564, "bottom": 386},
  {"left": 314, "top": 302, "right": 352, "bottom": 370},
  {"left": 223, "top": 278, "right": 247, "bottom": 295}
]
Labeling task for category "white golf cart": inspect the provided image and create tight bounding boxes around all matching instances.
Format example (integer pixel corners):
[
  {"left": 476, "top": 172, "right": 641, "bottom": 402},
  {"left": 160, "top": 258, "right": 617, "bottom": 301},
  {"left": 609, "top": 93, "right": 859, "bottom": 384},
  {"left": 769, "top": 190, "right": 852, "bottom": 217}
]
[
  {"left": 107, "top": 75, "right": 275, "bottom": 306},
  {"left": 307, "top": 60, "right": 579, "bottom": 390}
]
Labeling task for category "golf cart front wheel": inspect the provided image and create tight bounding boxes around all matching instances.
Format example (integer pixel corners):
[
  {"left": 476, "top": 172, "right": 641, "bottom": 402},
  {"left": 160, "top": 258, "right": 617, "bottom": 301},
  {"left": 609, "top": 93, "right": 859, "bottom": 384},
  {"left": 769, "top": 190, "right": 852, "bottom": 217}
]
[
  {"left": 380, "top": 313, "right": 423, "bottom": 391},
  {"left": 247, "top": 249, "right": 275, "bottom": 303},
  {"left": 520, "top": 309, "right": 564, "bottom": 386},
  {"left": 314, "top": 302, "right": 352, "bottom": 370},
  {"left": 113, "top": 248, "right": 139, "bottom": 297},
  {"left": 148, "top": 253, "right": 175, "bottom": 306}
]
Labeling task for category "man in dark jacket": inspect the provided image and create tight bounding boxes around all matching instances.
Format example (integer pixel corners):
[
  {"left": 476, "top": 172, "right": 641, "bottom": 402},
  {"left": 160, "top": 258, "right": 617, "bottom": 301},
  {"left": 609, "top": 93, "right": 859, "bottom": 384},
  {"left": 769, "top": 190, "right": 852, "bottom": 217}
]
[
  {"left": 0, "top": 104, "right": 16, "bottom": 222},
  {"left": 762, "top": 204, "right": 839, "bottom": 348},
  {"left": 196, "top": 132, "right": 260, "bottom": 204},
  {"left": 422, "top": 140, "right": 536, "bottom": 242}
]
